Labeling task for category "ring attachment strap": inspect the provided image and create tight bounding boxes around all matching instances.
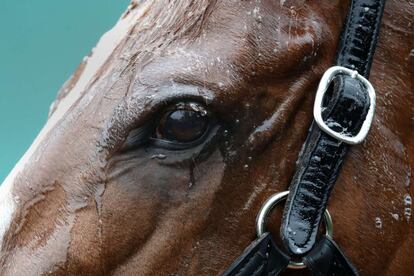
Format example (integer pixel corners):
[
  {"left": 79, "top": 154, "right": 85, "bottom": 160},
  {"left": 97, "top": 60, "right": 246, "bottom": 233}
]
[
  {"left": 304, "top": 236, "right": 359, "bottom": 276},
  {"left": 222, "top": 233, "right": 359, "bottom": 276},
  {"left": 256, "top": 191, "right": 333, "bottom": 269},
  {"left": 222, "top": 232, "right": 290, "bottom": 276},
  {"left": 223, "top": 192, "right": 359, "bottom": 276}
]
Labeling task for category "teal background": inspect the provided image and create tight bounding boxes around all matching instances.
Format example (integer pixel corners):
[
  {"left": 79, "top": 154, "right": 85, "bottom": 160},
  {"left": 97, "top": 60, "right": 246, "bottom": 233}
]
[{"left": 0, "top": 1, "right": 129, "bottom": 183}]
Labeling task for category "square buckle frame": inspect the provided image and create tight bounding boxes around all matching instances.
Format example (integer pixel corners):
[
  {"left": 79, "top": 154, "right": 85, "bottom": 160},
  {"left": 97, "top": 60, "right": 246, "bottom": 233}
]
[{"left": 313, "top": 66, "right": 376, "bottom": 145}]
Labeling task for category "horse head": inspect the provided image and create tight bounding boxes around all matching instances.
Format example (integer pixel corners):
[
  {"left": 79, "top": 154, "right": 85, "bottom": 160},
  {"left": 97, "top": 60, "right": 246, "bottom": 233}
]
[{"left": 0, "top": 0, "right": 413, "bottom": 274}]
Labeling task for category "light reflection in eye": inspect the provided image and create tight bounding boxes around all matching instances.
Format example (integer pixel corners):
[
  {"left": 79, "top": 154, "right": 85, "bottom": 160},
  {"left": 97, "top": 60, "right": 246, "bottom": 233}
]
[{"left": 155, "top": 102, "right": 209, "bottom": 143}]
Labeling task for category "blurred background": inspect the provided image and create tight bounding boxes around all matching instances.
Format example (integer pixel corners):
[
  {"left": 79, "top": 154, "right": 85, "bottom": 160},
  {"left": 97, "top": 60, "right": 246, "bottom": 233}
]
[{"left": 0, "top": 1, "right": 129, "bottom": 183}]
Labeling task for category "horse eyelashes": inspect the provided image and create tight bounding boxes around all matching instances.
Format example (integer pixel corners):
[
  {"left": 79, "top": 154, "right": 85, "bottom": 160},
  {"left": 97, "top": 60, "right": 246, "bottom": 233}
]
[{"left": 121, "top": 124, "right": 154, "bottom": 151}]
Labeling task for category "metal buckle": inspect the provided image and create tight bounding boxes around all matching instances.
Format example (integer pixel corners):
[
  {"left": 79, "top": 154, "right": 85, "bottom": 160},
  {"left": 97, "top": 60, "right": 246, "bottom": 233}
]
[
  {"left": 313, "top": 66, "right": 376, "bottom": 145},
  {"left": 256, "top": 191, "right": 333, "bottom": 270}
]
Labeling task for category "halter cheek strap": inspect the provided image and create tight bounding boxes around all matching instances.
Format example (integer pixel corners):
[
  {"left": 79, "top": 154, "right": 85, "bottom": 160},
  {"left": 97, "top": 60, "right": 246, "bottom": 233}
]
[
  {"left": 281, "top": 0, "right": 386, "bottom": 256},
  {"left": 224, "top": 0, "right": 386, "bottom": 274}
]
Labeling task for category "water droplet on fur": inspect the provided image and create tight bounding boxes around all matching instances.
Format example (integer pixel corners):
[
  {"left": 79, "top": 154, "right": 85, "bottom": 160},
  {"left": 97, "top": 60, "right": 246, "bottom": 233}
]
[
  {"left": 404, "top": 207, "right": 412, "bottom": 221},
  {"left": 404, "top": 194, "right": 412, "bottom": 206},
  {"left": 151, "top": 154, "right": 167, "bottom": 160},
  {"left": 390, "top": 213, "right": 399, "bottom": 221},
  {"left": 375, "top": 217, "right": 382, "bottom": 229}
]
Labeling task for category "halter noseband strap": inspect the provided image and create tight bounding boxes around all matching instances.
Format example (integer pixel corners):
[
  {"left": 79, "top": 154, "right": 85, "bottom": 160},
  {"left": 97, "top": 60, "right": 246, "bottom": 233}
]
[{"left": 224, "top": 0, "right": 386, "bottom": 274}]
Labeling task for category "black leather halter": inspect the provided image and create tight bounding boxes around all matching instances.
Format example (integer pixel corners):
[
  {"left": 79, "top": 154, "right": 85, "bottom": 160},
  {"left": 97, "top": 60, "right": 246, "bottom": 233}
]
[{"left": 224, "top": 0, "right": 386, "bottom": 275}]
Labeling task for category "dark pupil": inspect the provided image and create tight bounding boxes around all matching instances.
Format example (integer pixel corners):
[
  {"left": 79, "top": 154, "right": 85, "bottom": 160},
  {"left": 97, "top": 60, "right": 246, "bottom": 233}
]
[{"left": 158, "top": 107, "right": 208, "bottom": 143}]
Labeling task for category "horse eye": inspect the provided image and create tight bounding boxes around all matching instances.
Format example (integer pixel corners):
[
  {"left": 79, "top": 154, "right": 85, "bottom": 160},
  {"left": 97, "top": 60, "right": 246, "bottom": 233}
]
[{"left": 155, "top": 102, "right": 209, "bottom": 143}]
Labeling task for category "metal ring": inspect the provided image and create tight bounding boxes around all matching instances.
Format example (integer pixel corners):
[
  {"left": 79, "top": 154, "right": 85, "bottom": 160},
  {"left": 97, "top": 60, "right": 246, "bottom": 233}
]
[{"left": 256, "top": 191, "right": 334, "bottom": 270}]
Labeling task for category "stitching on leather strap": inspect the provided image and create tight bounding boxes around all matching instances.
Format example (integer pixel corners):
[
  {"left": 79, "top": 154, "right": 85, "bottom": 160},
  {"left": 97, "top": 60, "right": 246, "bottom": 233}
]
[{"left": 232, "top": 241, "right": 270, "bottom": 275}]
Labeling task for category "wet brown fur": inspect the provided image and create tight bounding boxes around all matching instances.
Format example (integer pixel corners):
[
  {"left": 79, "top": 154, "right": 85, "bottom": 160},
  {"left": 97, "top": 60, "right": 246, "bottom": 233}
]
[{"left": 0, "top": 0, "right": 413, "bottom": 275}]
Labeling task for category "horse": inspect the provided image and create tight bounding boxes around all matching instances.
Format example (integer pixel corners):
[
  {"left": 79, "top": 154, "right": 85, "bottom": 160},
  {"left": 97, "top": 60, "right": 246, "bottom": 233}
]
[{"left": 0, "top": 0, "right": 413, "bottom": 274}]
